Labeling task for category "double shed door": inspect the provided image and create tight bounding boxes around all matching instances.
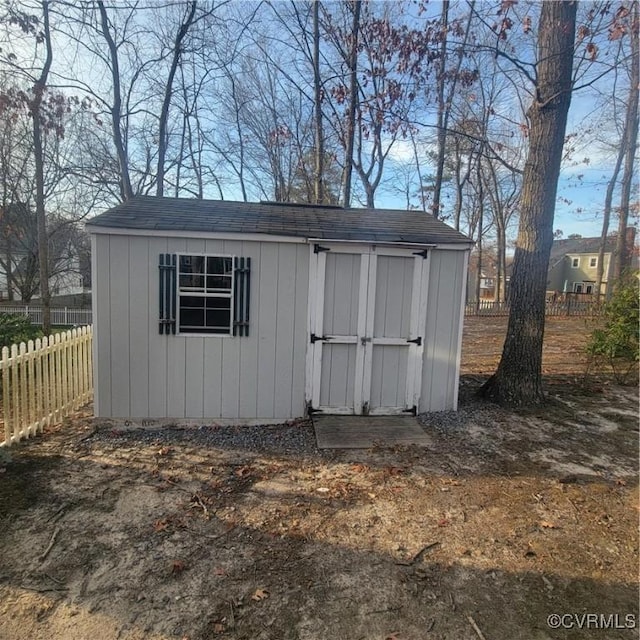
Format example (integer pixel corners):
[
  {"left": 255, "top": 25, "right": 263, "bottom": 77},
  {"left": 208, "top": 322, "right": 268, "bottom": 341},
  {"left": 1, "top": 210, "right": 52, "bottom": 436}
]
[{"left": 309, "top": 244, "right": 430, "bottom": 415}]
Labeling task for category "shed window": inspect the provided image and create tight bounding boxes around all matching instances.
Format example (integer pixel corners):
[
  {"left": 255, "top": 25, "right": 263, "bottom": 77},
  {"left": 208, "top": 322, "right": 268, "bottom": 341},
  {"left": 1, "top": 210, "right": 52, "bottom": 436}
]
[
  {"left": 571, "top": 257, "right": 580, "bottom": 268},
  {"left": 178, "top": 255, "right": 233, "bottom": 334},
  {"left": 159, "top": 253, "right": 251, "bottom": 336}
]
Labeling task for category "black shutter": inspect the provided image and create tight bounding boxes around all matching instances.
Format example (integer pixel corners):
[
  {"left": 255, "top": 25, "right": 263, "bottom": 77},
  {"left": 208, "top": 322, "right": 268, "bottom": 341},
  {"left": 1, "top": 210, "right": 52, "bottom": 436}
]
[
  {"left": 233, "top": 256, "right": 251, "bottom": 337},
  {"left": 159, "top": 253, "right": 177, "bottom": 335}
]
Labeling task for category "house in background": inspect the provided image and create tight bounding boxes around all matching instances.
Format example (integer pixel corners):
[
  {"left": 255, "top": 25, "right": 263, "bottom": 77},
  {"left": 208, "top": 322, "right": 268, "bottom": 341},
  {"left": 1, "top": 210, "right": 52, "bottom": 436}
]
[
  {"left": 466, "top": 252, "right": 511, "bottom": 302},
  {"left": 87, "top": 196, "right": 473, "bottom": 423},
  {"left": 546, "top": 231, "right": 637, "bottom": 297},
  {"left": 0, "top": 209, "right": 90, "bottom": 302}
]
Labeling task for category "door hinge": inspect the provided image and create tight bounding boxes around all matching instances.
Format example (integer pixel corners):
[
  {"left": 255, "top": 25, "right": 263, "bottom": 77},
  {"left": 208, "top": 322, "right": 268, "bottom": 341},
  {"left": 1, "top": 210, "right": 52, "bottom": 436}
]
[
  {"left": 406, "top": 336, "right": 422, "bottom": 346},
  {"left": 403, "top": 405, "right": 418, "bottom": 416},
  {"left": 412, "top": 249, "right": 429, "bottom": 259},
  {"left": 310, "top": 333, "right": 332, "bottom": 343},
  {"left": 314, "top": 244, "right": 330, "bottom": 253}
]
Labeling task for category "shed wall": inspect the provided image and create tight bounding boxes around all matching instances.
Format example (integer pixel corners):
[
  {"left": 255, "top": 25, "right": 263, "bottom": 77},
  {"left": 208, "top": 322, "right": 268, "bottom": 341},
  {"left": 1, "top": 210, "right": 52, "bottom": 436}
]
[
  {"left": 420, "top": 249, "right": 467, "bottom": 413},
  {"left": 92, "top": 234, "right": 309, "bottom": 420}
]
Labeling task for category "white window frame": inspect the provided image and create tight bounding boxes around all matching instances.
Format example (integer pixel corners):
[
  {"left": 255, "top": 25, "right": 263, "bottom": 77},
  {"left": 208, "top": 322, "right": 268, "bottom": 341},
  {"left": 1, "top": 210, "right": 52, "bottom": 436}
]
[
  {"left": 573, "top": 282, "right": 583, "bottom": 293},
  {"left": 176, "top": 252, "right": 235, "bottom": 336},
  {"left": 589, "top": 257, "right": 597, "bottom": 268},
  {"left": 571, "top": 257, "right": 580, "bottom": 268}
]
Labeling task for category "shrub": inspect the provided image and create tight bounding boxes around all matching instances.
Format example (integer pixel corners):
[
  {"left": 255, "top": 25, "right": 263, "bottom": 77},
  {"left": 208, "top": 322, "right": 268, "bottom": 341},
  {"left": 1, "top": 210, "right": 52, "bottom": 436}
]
[
  {"left": 586, "top": 277, "right": 639, "bottom": 384},
  {"left": 0, "top": 313, "right": 42, "bottom": 350}
]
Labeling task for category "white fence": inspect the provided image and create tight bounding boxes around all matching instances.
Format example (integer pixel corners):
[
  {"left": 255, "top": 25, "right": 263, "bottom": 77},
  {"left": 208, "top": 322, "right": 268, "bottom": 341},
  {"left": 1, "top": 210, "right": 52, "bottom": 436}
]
[
  {"left": 0, "top": 306, "right": 92, "bottom": 326},
  {"left": 0, "top": 326, "right": 93, "bottom": 447}
]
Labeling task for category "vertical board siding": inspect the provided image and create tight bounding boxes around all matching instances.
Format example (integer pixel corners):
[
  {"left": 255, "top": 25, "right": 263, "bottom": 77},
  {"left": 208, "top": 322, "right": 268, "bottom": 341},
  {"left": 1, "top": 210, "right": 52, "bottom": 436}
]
[
  {"left": 291, "top": 244, "right": 309, "bottom": 416},
  {"left": 274, "top": 244, "right": 297, "bottom": 418},
  {"left": 256, "top": 243, "right": 278, "bottom": 418},
  {"left": 109, "top": 236, "right": 131, "bottom": 416},
  {"left": 92, "top": 234, "right": 111, "bottom": 416},
  {"left": 95, "top": 235, "right": 311, "bottom": 421},
  {"left": 94, "top": 233, "right": 465, "bottom": 420},
  {"left": 129, "top": 236, "right": 150, "bottom": 417},
  {"left": 420, "top": 250, "right": 465, "bottom": 412}
]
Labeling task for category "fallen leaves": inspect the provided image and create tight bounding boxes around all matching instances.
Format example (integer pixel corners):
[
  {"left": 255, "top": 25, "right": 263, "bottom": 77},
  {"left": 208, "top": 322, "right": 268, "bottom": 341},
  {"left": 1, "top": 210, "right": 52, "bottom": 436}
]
[
  {"left": 251, "top": 588, "right": 269, "bottom": 601},
  {"left": 171, "top": 560, "right": 186, "bottom": 574}
]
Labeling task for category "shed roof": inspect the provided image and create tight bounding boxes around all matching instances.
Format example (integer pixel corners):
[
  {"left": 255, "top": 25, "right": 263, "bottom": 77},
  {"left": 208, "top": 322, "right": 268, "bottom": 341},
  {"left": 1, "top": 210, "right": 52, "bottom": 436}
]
[{"left": 87, "top": 196, "right": 472, "bottom": 246}]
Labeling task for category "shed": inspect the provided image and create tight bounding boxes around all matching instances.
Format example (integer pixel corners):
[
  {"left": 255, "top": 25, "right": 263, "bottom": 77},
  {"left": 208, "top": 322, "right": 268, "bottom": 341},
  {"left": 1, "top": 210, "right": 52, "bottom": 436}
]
[{"left": 86, "top": 196, "right": 472, "bottom": 424}]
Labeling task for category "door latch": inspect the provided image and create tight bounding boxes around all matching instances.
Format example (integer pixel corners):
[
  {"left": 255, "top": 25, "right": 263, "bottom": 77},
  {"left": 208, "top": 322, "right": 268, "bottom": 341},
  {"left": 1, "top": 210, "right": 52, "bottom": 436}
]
[{"left": 360, "top": 336, "right": 372, "bottom": 345}]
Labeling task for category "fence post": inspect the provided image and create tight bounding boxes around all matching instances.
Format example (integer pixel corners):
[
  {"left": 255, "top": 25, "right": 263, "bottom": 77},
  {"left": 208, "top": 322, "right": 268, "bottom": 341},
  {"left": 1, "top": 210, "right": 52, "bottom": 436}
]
[
  {"left": 2, "top": 346, "right": 10, "bottom": 445},
  {"left": 64, "top": 307, "right": 68, "bottom": 325}
]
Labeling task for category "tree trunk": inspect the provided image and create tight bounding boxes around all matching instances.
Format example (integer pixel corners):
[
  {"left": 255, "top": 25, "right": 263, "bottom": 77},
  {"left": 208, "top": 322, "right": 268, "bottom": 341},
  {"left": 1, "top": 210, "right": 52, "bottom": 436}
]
[
  {"left": 431, "top": 0, "right": 449, "bottom": 219},
  {"left": 612, "top": 0, "right": 639, "bottom": 285},
  {"left": 480, "top": 1, "right": 576, "bottom": 406},
  {"left": 595, "top": 130, "right": 626, "bottom": 296},
  {"left": 474, "top": 175, "right": 484, "bottom": 313},
  {"left": 98, "top": 0, "right": 133, "bottom": 201},
  {"left": 156, "top": 1, "right": 196, "bottom": 197},
  {"left": 33, "top": 0, "right": 53, "bottom": 335},
  {"left": 312, "top": 0, "right": 324, "bottom": 204},
  {"left": 341, "top": 0, "right": 361, "bottom": 207}
]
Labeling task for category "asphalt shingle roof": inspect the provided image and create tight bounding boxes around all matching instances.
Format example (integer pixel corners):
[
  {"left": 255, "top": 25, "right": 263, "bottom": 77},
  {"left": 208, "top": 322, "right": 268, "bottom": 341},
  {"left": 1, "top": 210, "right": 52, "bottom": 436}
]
[
  {"left": 86, "top": 196, "right": 473, "bottom": 246},
  {"left": 549, "top": 236, "right": 615, "bottom": 260}
]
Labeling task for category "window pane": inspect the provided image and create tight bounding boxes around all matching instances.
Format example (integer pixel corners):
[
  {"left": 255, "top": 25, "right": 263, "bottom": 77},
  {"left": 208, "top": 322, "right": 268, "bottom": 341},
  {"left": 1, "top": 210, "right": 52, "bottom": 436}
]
[
  {"left": 179, "top": 274, "right": 205, "bottom": 290},
  {"left": 207, "top": 257, "right": 232, "bottom": 275},
  {"left": 206, "top": 297, "right": 231, "bottom": 310},
  {"left": 179, "top": 294, "right": 231, "bottom": 334},
  {"left": 206, "top": 308, "right": 231, "bottom": 328},
  {"left": 180, "top": 296, "right": 206, "bottom": 309},
  {"left": 180, "top": 255, "right": 205, "bottom": 274},
  {"left": 206, "top": 275, "right": 232, "bottom": 291}
]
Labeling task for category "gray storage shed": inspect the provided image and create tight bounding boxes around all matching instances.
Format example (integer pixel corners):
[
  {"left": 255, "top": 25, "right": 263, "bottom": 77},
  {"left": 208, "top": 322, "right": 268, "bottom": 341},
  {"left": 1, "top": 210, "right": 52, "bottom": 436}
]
[{"left": 87, "top": 197, "right": 472, "bottom": 424}]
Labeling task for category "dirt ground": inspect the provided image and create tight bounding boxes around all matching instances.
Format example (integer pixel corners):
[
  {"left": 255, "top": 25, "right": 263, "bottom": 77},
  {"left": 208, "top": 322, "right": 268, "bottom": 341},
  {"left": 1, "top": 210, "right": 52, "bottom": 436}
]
[{"left": 0, "top": 317, "right": 638, "bottom": 640}]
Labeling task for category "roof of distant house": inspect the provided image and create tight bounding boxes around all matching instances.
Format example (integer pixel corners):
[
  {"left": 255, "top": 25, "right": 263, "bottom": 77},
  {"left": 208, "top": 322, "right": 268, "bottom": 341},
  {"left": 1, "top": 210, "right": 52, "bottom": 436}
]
[
  {"left": 550, "top": 236, "right": 616, "bottom": 260},
  {"left": 86, "top": 196, "right": 473, "bottom": 246}
]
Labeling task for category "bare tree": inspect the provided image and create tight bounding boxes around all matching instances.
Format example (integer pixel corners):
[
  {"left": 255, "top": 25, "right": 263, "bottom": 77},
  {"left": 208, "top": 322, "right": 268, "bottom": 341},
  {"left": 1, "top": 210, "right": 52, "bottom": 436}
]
[
  {"left": 612, "top": 0, "right": 639, "bottom": 283},
  {"left": 156, "top": 1, "right": 197, "bottom": 197},
  {"left": 481, "top": 1, "right": 577, "bottom": 405},
  {"left": 97, "top": 0, "right": 133, "bottom": 201}
]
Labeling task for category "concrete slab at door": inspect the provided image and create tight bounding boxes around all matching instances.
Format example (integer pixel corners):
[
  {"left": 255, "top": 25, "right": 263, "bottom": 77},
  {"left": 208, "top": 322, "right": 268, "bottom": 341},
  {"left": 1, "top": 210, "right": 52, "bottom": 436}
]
[{"left": 312, "top": 415, "right": 432, "bottom": 449}]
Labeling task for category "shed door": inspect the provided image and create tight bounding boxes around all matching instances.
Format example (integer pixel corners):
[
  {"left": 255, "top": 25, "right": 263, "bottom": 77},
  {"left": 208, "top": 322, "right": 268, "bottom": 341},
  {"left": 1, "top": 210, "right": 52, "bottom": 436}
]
[{"left": 309, "top": 245, "right": 429, "bottom": 415}]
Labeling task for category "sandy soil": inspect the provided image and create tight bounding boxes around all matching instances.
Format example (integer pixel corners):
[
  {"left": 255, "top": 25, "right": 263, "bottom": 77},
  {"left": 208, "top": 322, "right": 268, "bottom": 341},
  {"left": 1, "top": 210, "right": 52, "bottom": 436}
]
[{"left": 0, "top": 317, "right": 637, "bottom": 640}]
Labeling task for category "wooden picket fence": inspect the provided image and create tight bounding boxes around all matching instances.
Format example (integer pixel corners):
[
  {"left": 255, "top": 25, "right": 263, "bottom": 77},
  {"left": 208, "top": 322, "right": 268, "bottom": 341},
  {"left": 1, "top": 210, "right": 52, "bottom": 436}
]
[{"left": 0, "top": 326, "right": 93, "bottom": 447}]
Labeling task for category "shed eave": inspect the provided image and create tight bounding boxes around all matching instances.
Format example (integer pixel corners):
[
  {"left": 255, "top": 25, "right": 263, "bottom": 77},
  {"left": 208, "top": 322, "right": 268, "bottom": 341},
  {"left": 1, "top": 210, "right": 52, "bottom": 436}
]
[
  {"left": 85, "top": 225, "right": 307, "bottom": 244},
  {"left": 85, "top": 224, "right": 474, "bottom": 249}
]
